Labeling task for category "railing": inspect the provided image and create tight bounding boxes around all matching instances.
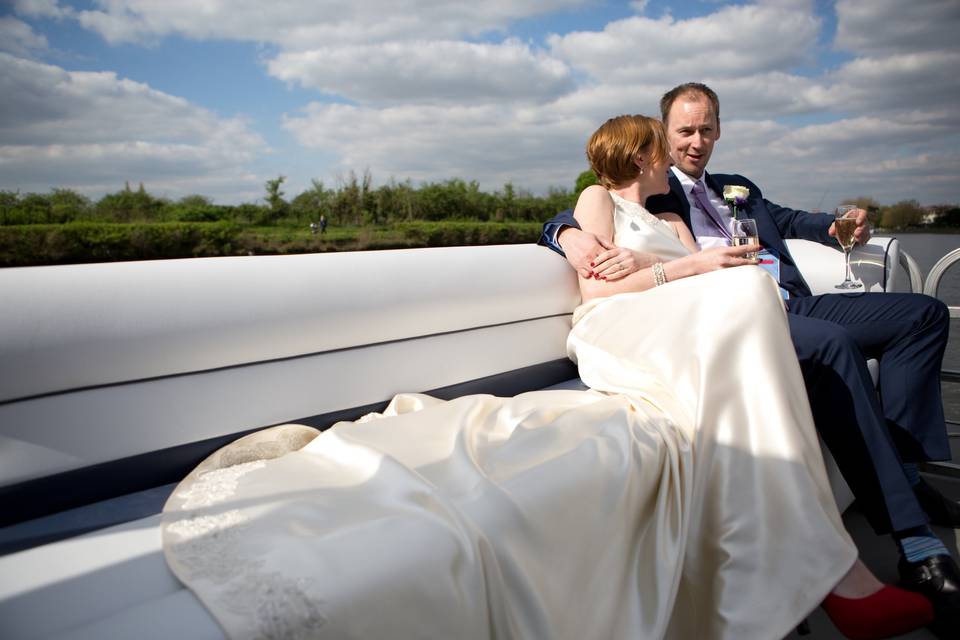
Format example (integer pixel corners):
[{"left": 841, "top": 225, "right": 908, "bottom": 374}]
[
  {"left": 900, "top": 248, "right": 959, "bottom": 406},
  {"left": 914, "top": 248, "right": 960, "bottom": 475},
  {"left": 923, "top": 248, "right": 960, "bottom": 423},
  {"left": 923, "top": 247, "right": 960, "bottom": 312},
  {"left": 899, "top": 250, "right": 925, "bottom": 293}
]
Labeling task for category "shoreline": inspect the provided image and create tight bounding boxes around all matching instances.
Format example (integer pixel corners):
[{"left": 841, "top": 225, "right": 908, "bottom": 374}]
[{"left": 874, "top": 227, "right": 960, "bottom": 235}]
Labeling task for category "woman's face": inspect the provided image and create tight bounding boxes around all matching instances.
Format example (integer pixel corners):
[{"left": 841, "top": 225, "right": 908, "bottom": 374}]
[{"left": 639, "top": 152, "right": 673, "bottom": 196}]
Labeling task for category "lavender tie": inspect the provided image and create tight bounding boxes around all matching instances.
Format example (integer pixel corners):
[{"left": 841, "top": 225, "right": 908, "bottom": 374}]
[{"left": 690, "top": 181, "right": 732, "bottom": 241}]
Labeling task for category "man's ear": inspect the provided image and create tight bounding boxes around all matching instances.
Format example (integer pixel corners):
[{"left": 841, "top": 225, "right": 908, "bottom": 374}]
[{"left": 715, "top": 119, "right": 721, "bottom": 141}]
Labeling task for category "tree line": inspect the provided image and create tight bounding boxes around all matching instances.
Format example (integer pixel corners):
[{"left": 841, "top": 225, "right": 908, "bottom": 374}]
[
  {"left": 845, "top": 196, "right": 960, "bottom": 230},
  {"left": 0, "top": 172, "right": 582, "bottom": 267},
  {"left": 2, "top": 173, "right": 956, "bottom": 230},
  {"left": 0, "top": 171, "right": 579, "bottom": 228},
  {"left": 2, "top": 172, "right": 957, "bottom": 267}
]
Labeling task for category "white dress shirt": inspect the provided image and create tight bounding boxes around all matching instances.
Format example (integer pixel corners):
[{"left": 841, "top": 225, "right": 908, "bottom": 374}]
[{"left": 672, "top": 167, "right": 733, "bottom": 250}]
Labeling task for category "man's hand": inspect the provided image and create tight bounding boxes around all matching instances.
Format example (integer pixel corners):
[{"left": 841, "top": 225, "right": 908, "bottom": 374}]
[
  {"left": 557, "top": 227, "right": 616, "bottom": 279},
  {"left": 592, "top": 246, "right": 661, "bottom": 281},
  {"left": 828, "top": 207, "right": 871, "bottom": 245}
]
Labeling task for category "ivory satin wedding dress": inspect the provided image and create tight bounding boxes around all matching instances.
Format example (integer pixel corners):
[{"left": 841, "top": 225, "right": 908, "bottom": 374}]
[{"left": 162, "top": 193, "right": 857, "bottom": 639}]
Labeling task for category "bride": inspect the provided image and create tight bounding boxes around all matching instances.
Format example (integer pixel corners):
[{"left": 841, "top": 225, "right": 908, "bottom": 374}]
[{"left": 161, "top": 116, "right": 931, "bottom": 639}]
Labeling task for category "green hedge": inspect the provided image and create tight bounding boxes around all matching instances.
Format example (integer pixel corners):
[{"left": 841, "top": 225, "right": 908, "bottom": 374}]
[
  {"left": 393, "top": 221, "right": 541, "bottom": 247},
  {"left": 0, "top": 222, "right": 240, "bottom": 267},
  {"left": 0, "top": 221, "right": 545, "bottom": 267}
]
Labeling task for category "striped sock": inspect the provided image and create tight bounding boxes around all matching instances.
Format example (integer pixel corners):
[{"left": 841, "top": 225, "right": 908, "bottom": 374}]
[
  {"left": 902, "top": 462, "right": 921, "bottom": 487},
  {"left": 895, "top": 526, "right": 950, "bottom": 563}
]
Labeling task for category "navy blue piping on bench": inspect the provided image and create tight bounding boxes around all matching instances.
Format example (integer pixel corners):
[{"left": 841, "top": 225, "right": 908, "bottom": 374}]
[
  {"left": 0, "top": 312, "right": 573, "bottom": 407},
  {"left": 0, "top": 358, "right": 578, "bottom": 554},
  {"left": 880, "top": 239, "right": 891, "bottom": 291}
]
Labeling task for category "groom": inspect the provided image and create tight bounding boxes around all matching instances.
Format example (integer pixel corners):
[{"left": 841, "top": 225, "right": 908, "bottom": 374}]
[{"left": 540, "top": 82, "right": 958, "bottom": 631}]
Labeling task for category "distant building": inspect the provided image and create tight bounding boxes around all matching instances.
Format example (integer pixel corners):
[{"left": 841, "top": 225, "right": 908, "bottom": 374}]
[{"left": 921, "top": 208, "right": 943, "bottom": 226}]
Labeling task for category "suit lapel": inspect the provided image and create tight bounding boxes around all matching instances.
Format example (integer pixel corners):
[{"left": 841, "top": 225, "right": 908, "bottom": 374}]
[
  {"left": 705, "top": 173, "right": 741, "bottom": 217},
  {"left": 705, "top": 173, "right": 724, "bottom": 198},
  {"left": 668, "top": 175, "right": 692, "bottom": 230}
]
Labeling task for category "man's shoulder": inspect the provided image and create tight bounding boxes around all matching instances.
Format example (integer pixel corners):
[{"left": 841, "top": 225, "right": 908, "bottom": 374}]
[
  {"left": 710, "top": 173, "right": 762, "bottom": 194},
  {"left": 646, "top": 190, "right": 683, "bottom": 215},
  {"left": 647, "top": 175, "right": 684, "bottom": 215}
]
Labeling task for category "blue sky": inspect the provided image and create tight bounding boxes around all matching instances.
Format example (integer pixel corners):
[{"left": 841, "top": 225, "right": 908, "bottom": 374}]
[{"left": 2, "top": 0, "right": 959, "bottom": 212}]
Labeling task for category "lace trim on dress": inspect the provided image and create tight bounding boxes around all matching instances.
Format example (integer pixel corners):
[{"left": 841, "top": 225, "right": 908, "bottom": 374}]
[
  {"left": 608, "top": 192, "right": 670, "bottom": 229},
  {"left": 175, "top": 460, "right": 266, "bottom": 510},
  {"left": 166, "top": 498, "right": 328, "bottom": 639},
  {"left": 163, "top": 425, "right": 328, "bottom": 639}
]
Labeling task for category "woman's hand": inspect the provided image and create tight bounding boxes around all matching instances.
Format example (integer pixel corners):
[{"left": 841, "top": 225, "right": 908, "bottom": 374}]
[
  {"left": 591, "top": 246, "right": 660, "bottom": 281},
  {"left": 688, "top": 244, "right": 761, "bottom": 273}
]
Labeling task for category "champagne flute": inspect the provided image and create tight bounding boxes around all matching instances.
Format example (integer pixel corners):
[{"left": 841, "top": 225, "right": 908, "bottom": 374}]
[
  {"left": 731, "top": 218, "right": 759, "bottom": 259},
  {"left": 834, "top": 205, "right": 862, "bottom": 290}
]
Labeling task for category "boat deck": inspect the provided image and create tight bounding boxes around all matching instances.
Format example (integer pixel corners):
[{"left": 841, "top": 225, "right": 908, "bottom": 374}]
[
  {"left": 6, "top": 443, "right": 957, "bottom": 639},
  {"left": 786, "top": 470, "right": 960, "bottom": 639}
]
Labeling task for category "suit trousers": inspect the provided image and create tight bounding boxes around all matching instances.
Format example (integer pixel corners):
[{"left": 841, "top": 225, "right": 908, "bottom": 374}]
[{"left": 786, "top": 291, "right": 950, "bottom": 534}]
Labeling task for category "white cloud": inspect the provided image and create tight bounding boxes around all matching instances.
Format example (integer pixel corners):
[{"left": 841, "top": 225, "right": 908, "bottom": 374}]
[
  {"left": 13, "top": 0, "right": 74, "bottom": 19},
  {"left": 0, "top": 141, "right": 265, "bottom": 200},
  {"left": 268, "top": 39, "right": 573, "bottom": 104},
  {"left": 58, "top": 0, "right": 587, "bottom": 47},
  {"left": 548, "top": 2, "right": 820, "bottom": 84},
  {"left": 0, "top": 53, "right": 267, "bottom": 201},
  {"left": 822, "top": 50, "right": 960, "bottom": 115},
  {"left": 0, "top": 16, "right": 49, "bottom": 57},
  {"left": 6, "top": 0, "right": 960, "bottom": 209},
  {"left": 709, "top": 112, "right": 960, "bottom": 211},
  {"left": 282, "top": 101, "right": 593, "bottom": 192},
  {"left": 771, "top": 115, "right": 948, "bottom": 157},
  {"left": 835, "top": 0, "right": 960, "bottom": 56}
]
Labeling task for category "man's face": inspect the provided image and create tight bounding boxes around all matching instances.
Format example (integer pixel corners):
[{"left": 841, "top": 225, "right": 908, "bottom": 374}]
[{"left": 665, "top": 95, "right": 720, "bottom": 179}]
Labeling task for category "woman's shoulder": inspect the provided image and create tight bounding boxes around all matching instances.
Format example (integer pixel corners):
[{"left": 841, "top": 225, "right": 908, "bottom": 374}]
[
  {"left": 575, "top": 185, "right": 614, "bottom": 215},
  {"left": 579, "top": 185, "right": 612, "bottom": 202},
  {"left": 573, "top": 185, "right": 616, "bottom": 229}
]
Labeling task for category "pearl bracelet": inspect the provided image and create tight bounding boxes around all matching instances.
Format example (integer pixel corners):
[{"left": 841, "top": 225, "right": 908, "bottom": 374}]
[{"left": 652, "top": 262, "right": 667, "bottom": 287}]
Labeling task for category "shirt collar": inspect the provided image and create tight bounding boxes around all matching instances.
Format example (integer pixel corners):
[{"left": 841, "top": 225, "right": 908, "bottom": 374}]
[{"left": 671, "top": 167, "right": 710, "bottom": 199}]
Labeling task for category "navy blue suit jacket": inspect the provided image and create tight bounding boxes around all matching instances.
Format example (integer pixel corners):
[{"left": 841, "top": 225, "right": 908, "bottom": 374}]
[{"left": 539, "top": 173, "right": 836, "bottom": 299}]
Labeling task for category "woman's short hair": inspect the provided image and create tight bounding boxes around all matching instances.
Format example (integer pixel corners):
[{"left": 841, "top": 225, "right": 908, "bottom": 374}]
[{"left": 586, "top": 115, "right": 670, "bottom": 190}]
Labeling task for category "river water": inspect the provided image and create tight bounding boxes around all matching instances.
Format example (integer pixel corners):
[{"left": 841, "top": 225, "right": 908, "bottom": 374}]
[
  {"left": 877, "top": 233, "right": 960, "bottom": 422},
  {"left": 888, "top": 233, "right": 960, "bottom": 303},
  {"left": 880, "top": 233, "right": 960, "bottom": 363}
]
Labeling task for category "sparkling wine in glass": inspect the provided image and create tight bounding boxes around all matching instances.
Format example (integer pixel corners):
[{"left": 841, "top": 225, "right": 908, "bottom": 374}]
[
  {"left": 834, "top": 205, "right": 862, "bottom": 290},
  {"left": 731, "top": 218, "right": 759, "bottom": 259}
]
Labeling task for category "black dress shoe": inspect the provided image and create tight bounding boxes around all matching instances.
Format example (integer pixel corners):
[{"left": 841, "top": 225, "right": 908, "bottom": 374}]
[
  {"left": 915, "top": 478, "right": 960, "bottom": 527},
  {"left": 899, "top": 554, "right": 960, "bottom": 638}
]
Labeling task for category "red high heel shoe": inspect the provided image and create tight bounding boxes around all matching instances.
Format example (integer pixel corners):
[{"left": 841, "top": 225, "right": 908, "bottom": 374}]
[{"left": 821, "top": 584, "right": 934, "bottom": 639}]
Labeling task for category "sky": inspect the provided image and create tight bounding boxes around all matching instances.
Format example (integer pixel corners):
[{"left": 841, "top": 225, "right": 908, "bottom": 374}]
[{"left": 1, "top": 0, "right": 959, "bottom": 213}]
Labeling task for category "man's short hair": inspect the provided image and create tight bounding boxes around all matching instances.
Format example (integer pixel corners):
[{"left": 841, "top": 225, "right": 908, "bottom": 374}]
[
  {"left": 660, "top": 83, "right": 720, "bottom": 125},
  {"left": 586, "top": 114, "right": 670, "bottom": 190}
]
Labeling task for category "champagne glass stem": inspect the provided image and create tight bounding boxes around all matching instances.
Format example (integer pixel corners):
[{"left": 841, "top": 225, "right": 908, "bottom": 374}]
[{"left": 844, "top": 249, "right": 853, "bottom": 285}]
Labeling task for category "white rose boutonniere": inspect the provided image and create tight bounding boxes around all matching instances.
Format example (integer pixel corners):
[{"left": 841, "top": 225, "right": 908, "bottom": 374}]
[{"left": 722, "top": 185, "right": 750, "bottom": 219}]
